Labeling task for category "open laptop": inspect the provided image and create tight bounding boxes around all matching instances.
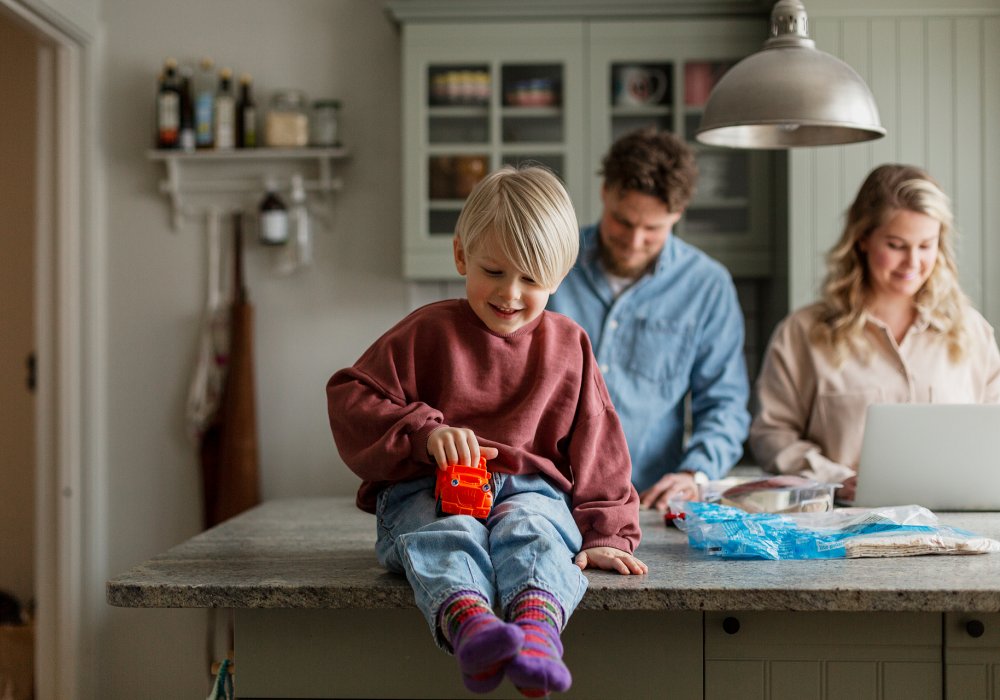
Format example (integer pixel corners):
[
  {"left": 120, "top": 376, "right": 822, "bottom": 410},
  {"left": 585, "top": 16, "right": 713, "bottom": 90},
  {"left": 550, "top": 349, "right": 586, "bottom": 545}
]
[{"left": 853, "top": 403, "right": 1000, "bottom": 510}]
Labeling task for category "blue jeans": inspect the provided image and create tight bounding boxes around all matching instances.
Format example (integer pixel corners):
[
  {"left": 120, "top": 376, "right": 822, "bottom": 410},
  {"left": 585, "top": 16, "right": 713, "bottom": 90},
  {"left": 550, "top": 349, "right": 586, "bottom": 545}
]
[{"left": 375, "top": 472, "right": 588, "bottom": 647}]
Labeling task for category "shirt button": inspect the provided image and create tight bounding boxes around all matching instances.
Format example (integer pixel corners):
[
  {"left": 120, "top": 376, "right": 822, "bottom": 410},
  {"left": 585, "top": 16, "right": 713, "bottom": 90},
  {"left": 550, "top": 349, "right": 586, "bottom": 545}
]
[
  {"left": 600, "top": 364, "right": 610, "bottom": 374},
  {"left": 609, "top": 319, "right": 619, "bottom": 330}
]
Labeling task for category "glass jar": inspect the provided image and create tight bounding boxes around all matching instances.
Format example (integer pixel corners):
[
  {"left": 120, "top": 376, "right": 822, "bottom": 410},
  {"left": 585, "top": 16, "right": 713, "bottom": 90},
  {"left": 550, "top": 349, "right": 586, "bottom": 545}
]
[
  {"left": 265, "top": 90, "right": 309, "bottom": 147},
  {"left": 310, "top": 99, "right": 341, "bottom": 147}
]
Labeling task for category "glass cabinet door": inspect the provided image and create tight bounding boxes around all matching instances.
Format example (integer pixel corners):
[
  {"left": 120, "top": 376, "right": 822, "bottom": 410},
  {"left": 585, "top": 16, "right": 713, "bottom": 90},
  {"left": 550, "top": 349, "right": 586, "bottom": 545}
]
[
  {"left": 588, "top": 20, "right": 775, "bottom": 278},
  {"left": 403, "top": 22, "right": 585, "bottom": 280},
  {"left": 608, "top": 61, "right": 674, "bottom": 141}
]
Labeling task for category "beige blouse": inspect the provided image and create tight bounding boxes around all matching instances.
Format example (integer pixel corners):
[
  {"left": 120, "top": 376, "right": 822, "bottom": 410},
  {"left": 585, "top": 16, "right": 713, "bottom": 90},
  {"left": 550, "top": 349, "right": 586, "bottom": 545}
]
[{"left": 750, "top": 303, "right": 1000, "bottom": 484}]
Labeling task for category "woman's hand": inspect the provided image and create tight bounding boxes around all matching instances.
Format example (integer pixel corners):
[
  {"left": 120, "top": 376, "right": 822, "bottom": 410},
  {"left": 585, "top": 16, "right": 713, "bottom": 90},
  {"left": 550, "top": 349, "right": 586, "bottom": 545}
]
[
  {"left": 427, "top": 426, "right": 499, "bottom": 469},
  {"left": 574, "top": 547, "right": 648, "bottom": 575},
  {"left": 836, "top": 476, "right": 857, "bottom": 502}
]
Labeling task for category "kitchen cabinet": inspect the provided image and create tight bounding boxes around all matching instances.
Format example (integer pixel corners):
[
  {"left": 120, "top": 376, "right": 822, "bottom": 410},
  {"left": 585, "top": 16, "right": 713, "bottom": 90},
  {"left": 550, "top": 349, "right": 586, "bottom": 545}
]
[
  {"left": 588, "top": 20, "right": 777, "bottom": 277},
  {"left": 945, "top": 612, "right": 1000, "bottom": 699},
  {"left": 400, "top": 22, "right": 586, "bottom": 279},
  {"left": 705, "top": 611, "right": 941, "bottom": 699},
  {"left": 397, "top": 16, "right": 779, "bottom": 280}
]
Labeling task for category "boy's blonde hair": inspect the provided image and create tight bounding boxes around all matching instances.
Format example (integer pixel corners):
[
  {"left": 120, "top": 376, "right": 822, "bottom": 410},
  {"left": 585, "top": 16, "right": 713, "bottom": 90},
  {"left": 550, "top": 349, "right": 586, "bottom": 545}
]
[
  {"left": 455, "top": 165, "right": 579, "bottom": 290},
  {"left": 812, "top": 163, "right": 969, "bottom": 364}
]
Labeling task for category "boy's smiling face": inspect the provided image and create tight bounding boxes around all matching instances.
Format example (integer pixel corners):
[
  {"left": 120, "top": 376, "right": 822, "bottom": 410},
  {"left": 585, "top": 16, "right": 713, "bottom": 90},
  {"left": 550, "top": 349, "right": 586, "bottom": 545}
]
[{"left": 453, "top": 235, "right": 555, "bottom": 335}]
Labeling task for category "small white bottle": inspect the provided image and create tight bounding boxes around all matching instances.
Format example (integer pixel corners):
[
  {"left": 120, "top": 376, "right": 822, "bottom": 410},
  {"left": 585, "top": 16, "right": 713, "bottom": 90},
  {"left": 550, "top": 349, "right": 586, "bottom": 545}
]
[
  {"left": 214, "top": 67, "right": 235, "bottom": 150},
  {"left": 290, "top": 173, "right": 312, "bottom": 268},
  {"left": 258, "top": 178, "right": 289, "bottom": 246}
]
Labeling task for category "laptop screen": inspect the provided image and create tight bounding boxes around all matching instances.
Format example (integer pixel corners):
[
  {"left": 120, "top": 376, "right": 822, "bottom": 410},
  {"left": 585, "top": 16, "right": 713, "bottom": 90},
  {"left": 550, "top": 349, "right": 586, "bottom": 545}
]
[{"left": 853, "top": 403, "right": 1000, "bottom": 511}]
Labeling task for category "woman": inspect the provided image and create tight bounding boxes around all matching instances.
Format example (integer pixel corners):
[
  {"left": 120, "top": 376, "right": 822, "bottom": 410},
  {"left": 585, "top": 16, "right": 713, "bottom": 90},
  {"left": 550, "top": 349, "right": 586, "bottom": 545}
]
[{"left": 750, "top": 164, "right": 1000, "bottom": 501}]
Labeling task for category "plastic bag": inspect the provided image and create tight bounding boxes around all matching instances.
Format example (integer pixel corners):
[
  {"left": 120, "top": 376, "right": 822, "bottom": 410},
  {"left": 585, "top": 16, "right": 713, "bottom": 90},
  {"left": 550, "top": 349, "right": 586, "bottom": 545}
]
[{"left": 679, "top": 501, "right": 1000, "bottom": 559}]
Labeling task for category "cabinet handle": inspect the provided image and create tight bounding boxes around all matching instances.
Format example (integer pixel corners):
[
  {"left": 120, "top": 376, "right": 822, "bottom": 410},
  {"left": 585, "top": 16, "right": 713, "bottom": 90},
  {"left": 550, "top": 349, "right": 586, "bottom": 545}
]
[
  {"left": 722, "top": 616, "right": 741, "bottom": 635},
  {"left": 966, "top": 619, "right": 986, "bottom": 638}
]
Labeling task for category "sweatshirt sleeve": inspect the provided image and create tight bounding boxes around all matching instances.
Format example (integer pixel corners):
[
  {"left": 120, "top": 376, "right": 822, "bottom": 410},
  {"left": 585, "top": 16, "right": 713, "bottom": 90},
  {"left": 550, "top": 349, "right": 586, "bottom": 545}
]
[
  {"left": 327, "top": 338, "right": 443, "bottom": 483},
  {"left": 567, "top": 367, "right": 642, "bottom": 553}
]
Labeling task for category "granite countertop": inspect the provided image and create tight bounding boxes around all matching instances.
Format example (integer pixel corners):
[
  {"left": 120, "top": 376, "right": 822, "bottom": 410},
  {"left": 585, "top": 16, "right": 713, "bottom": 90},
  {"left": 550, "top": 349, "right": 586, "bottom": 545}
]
[{"left": 106, "top": 497, "right": 1000, "bottom": 612}]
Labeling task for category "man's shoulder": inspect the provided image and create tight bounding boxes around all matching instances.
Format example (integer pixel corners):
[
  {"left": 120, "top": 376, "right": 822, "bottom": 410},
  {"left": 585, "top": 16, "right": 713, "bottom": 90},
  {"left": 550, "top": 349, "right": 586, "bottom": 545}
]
[{"left": 670, "top": 236, "right": 733, "bottom": 281}]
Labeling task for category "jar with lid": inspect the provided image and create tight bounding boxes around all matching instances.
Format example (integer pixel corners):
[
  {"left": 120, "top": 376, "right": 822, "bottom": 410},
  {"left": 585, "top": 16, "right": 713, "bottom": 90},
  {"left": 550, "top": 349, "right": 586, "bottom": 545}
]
[
  {"left": 265, "top": 90, "right": 309, "bottom": 147},
  {"left": 310, "top": 99, "right": 341, "bottom": 147}
]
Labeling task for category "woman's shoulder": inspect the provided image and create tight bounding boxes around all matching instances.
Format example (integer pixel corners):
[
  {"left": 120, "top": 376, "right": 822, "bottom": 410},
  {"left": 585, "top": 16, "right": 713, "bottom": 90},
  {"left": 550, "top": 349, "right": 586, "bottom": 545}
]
[
  {"left": 775, "top": 303, "right": 827, "bottom": 336},
  {"left": 961, "top": 304, "right": 999, "bottom": 342}
]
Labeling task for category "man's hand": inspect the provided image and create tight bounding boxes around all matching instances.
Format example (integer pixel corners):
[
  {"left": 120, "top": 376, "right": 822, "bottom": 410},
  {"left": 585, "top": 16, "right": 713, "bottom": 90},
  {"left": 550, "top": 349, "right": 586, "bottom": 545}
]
[
  {"left": 427, "top": 426, "right": 499, "bottom": 469},
  {"left": 639, "top": 471, "right": 698, "bottom": 512},
  {"left": 574, "top": 546, "right": 648, "bottom": 575}
]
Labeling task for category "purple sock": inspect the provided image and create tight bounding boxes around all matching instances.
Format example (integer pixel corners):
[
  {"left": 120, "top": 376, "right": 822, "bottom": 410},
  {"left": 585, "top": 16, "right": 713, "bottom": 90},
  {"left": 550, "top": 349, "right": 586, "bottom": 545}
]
[
  {"left": 439, "top": 591, "right": 524, "bottom": 693},
  {"left": 504, "top": 589, "right": 571, "bottom": 697}
]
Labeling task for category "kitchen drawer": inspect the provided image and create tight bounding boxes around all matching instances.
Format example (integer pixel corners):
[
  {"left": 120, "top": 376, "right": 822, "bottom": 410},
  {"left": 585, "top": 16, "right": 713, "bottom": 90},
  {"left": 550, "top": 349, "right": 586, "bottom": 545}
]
[
  {"left": 705, "top": 611, "right": 941, "bottom": 700},
  {"left": 945, "top": 612, "right": 1000, "bottom": 699}
]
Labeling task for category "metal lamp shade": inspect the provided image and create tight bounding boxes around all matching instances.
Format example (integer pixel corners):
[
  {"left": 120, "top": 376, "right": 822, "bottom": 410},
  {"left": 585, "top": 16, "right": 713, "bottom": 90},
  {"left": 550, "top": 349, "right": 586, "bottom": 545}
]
[{"left": 696, "top": 1, "right": 886, "bottom": 148}]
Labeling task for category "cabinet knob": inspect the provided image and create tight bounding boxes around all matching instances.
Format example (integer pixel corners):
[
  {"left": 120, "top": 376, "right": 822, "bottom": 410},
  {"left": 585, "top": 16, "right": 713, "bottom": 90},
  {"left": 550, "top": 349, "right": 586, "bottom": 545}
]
[
  {"left": 966, "top": 619, "right": 986, "bottom": 638},
  {"left": 722, "top": 616, "right": 741, "bottom": 635}
]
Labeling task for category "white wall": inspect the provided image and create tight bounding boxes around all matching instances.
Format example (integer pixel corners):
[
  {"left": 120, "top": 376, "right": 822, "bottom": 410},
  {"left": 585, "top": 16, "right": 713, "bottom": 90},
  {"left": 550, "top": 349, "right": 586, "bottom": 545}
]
[
  {"left": 786, "top": 1, "right": 1000, "bottom": 331},
  {"left": 96, "top": 1, "right": 404, "bottom": 697},
  {"left": 0, "top": 7, "right": 38, "bottom": 611}
]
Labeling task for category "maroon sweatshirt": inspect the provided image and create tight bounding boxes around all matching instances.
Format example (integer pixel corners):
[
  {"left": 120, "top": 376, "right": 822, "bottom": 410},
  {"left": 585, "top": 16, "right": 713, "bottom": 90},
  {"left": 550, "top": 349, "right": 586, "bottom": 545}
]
[{"left": 327, "top": 299, "right": 641, "bottom": 553}]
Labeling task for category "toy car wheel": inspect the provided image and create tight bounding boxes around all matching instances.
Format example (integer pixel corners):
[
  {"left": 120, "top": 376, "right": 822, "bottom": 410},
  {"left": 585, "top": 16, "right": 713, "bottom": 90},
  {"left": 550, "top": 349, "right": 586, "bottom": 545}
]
[
  {"left": 451, "top": 478, "right": 460, "bottom": 487},
  {"left": 481, "top": 483, "right": 490, "bottom": 492}
]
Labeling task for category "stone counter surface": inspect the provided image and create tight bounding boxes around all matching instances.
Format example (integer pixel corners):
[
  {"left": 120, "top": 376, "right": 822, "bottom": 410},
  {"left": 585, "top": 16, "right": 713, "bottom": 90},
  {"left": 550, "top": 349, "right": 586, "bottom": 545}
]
[{"left": 106, "top": 497, "right": 1000, "bottom": 612}]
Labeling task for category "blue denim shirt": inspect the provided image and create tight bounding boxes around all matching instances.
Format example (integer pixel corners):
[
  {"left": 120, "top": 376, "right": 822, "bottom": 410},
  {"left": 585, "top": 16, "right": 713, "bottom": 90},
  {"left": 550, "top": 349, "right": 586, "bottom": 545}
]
[{"left": 547, "top": 224, "right": 750, "bottom": 490}]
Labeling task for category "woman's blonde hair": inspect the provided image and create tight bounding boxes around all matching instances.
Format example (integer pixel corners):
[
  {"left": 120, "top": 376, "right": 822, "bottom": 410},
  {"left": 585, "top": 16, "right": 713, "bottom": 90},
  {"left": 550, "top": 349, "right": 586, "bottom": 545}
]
[
  {"left": 812, "top": 163, "right": 968, "bottom": 363},
  {"left": 454, "top": 165, "right": 579, "bottom": 290}
]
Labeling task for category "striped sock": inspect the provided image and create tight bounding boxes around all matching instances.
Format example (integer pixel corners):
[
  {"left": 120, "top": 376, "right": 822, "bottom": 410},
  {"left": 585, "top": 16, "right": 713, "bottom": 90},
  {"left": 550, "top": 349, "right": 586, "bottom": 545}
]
[
  {"left": 505, "top": 589, "right": 571, "bottom": 697},
  {"left": 438, "top": 591, "right": 524, "bottom": 693}
]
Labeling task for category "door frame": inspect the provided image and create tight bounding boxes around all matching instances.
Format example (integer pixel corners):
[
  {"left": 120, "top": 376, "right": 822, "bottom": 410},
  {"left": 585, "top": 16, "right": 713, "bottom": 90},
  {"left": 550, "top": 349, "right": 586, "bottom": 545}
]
[{"left": 0, "top": 2, "right": 91, "bottom": 698}]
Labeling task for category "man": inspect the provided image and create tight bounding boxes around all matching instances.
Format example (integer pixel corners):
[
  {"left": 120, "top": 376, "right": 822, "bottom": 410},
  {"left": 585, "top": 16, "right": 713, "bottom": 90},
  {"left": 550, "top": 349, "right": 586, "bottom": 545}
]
[{"left": 548, "top": 128, "right": 750, "bottom": 511}]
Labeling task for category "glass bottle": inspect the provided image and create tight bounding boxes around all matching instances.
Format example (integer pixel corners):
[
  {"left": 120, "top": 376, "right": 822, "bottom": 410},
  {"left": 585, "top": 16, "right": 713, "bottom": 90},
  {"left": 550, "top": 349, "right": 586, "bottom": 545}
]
[
  {"left": 193, "top": 57, "right": 216, "bottom": 149},
  {"left": 156, "top": 58, "right": 180, "bottom": 149},
  {"left": 214, "top": 68, "right": 235, "bottom": 150},
  {"left": 236, "top": 73, "right": 258, "bottom": 149},
  {"left": 258, "top": 179, "right": 289, "bottom": 246},
  {"left": 178, "top": 66, "right": 195, "bottom": 152}
]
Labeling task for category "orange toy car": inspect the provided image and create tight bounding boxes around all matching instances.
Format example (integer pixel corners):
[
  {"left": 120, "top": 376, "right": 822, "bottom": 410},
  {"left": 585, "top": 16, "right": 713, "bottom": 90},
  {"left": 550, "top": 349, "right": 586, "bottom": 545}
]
[{"left": 435, "top": 456, "right": 493, "bottom": 519}]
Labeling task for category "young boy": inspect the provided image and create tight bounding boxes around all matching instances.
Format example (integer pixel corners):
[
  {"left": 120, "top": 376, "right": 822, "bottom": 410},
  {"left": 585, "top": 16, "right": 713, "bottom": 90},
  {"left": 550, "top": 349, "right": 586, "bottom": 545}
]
[{"left": 327, "top": 166, "right": 646, "bottom": 697}]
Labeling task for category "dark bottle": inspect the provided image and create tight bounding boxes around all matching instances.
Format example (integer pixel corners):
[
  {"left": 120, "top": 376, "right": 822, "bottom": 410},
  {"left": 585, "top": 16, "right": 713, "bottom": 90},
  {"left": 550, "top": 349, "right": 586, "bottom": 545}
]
[
  {"left": 236, "top": 73, "right": 258, "bottom": 148},
  {"left": 178, "top": 67, "right": 196, "bottom": 152},
  {"left": 156, "top": 58, "right": 181, "bottom": 149},
  {"left": 258, "top": 178, "right": 289, "bottom": 245}
]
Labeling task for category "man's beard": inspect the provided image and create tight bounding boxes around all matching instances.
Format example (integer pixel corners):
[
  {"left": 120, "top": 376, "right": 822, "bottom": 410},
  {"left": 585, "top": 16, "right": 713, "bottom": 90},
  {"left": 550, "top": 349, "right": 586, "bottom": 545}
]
[{"left": 598, "top": 238, "right": 652, "bottom": 279}]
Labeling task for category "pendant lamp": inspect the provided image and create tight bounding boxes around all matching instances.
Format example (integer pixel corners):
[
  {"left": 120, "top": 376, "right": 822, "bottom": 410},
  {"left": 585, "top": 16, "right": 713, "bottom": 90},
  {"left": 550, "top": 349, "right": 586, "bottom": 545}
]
[{"left": 695, "top": 0, "right": 886, "bottom": 149}]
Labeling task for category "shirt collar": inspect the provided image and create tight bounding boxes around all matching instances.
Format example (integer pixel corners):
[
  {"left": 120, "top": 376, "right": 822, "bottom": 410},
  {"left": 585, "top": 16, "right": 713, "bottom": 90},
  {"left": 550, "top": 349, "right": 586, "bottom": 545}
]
[{"left": 862, "top": 306, "right": 939, "bottom": 334}]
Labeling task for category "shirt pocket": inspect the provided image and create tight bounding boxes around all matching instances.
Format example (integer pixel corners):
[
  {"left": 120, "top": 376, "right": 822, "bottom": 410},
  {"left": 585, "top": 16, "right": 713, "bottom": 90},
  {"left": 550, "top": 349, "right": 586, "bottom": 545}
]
[
  {"left": 809, "top": 388, "right": 882, "bottom": 466},
  {"left": 619, "top": 316, "right": 695, "bottom": 384}
]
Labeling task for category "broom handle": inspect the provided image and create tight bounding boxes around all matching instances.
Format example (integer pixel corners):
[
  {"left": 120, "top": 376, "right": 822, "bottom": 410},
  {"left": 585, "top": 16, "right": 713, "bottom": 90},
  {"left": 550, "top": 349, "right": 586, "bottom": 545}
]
[{"left": 232, "top": 211, "right": 247, "bottom": 303}]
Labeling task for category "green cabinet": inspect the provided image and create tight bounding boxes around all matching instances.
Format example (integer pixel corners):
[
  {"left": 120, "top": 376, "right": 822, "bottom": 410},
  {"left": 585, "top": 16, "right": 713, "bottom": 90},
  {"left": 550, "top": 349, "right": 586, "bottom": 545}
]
[
  {"left": 399, "top": 17, "right": 778, "bottom": 280},
  {"left": 705, "top": 611, "right": 942, "bottom": 700},
  {"left": 401, "top": 22, "right": 586, "bottom": 279}
]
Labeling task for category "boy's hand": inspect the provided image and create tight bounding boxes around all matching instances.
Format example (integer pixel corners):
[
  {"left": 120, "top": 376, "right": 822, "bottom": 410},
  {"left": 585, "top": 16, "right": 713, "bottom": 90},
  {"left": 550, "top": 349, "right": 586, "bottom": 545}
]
[
  {"left": 574, "top": 547, "right": 648, "bottom": 575},
  {"left": 427, "top": 426, "right": 499, "bottom": 469}
]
